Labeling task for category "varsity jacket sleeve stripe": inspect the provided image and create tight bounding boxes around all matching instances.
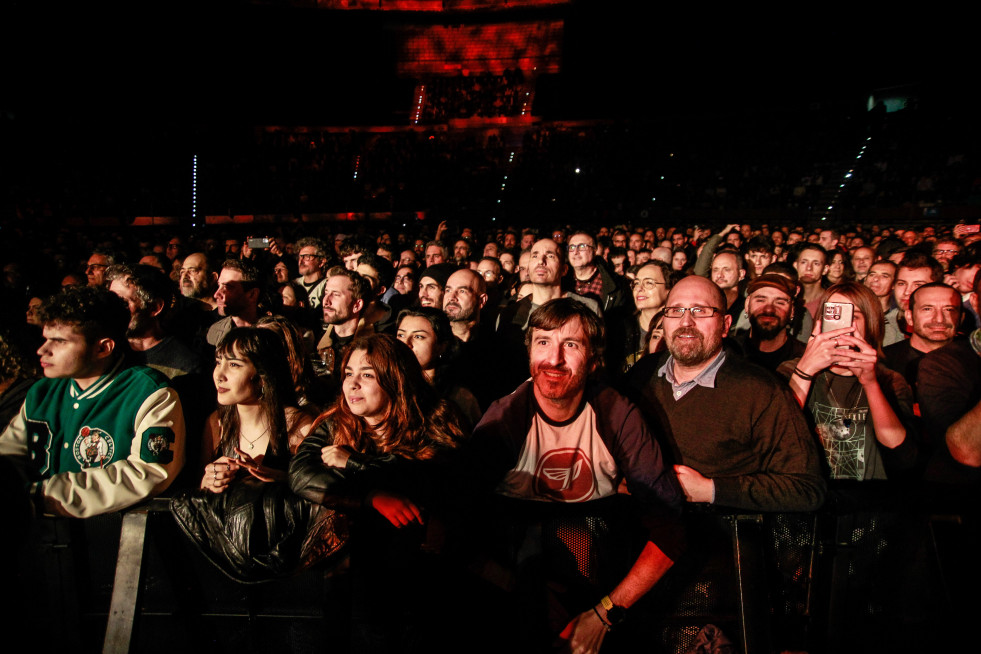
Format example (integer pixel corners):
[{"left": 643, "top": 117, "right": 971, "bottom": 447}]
[{"left": 39, "top": 388, "right": 186, "bottom": 518}]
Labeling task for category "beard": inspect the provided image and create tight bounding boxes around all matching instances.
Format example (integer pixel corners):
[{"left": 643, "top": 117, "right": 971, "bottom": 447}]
[
  {"left": 749, "top": 311, "right": 789, "bottom": 340},
  {"left": 445, "top": 301, "right": 477, "bottom": 323},
  {"left": 181, "top": 278, "right": 209, "bottom": 299},
  {"left": 667, "top": 326, "right": 720, "bottom": 366},
  {"left": 323, "top": 306, "right": 350, "bottom": 326},
  {"left": 126, "top": 310, "right": 154, "bottom": 338}
]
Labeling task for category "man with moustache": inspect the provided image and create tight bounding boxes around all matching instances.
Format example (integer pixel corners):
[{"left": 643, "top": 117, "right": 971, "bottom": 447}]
[
  {"left": 468, "top": 298, "right": 684, "bottom": 653},
  {"left": 626, "top": 276, "right": 824, "bottom": 512},
  {"left": 732, "top": 274, "right": 805, "bottom": 374}
]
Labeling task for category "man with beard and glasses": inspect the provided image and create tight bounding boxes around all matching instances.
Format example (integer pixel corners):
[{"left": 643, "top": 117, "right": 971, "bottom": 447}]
[
  {"left": 732, "top": 274, "right": 805, "bottom": 374},
  {"left": 467, "top": 298, "right": 684, "bottom": 652},
  {"left": 626, "top": 276, "right": 824, "bottom": 512}
]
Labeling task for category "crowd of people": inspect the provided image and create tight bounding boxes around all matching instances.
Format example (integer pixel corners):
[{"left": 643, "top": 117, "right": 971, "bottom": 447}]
[{"left": 1, "top": 217, "right": 980, "bottom": 652}]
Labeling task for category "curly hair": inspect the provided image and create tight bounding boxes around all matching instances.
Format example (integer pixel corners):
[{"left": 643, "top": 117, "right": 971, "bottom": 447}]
[
  {"left": 314, "top": 334, "right": 464, "bottom": 460},
  {"left": 38, "top": 285, "right": 130, "bottom": 347},
  {"left": 295, "top": 237, "right": 328, "bottom": 259},
  {"left": 104, "top": 264, "right": 173, "bottom": 316},
  {"left": 215, "top": 328, "right": 299, "bottom": 458}
]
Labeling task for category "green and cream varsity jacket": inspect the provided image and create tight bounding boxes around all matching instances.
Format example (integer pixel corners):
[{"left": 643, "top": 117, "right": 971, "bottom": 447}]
[{"left": 0, "top": 357, "right": 185, "bottom": 518}]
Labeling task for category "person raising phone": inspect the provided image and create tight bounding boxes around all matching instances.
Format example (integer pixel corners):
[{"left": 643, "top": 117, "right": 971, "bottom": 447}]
[{"left": 782, "top": 282, "right": 918, "bottom": 481}]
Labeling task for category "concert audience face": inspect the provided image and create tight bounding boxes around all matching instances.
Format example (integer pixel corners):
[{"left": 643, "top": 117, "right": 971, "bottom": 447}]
[
  {"left": 851, "top": 247, "right": 875, "bottom": 278},
  {"left": 631, "top": 264, "right": 669, "bottom": 312},
  {"left": 393, "top": 266, "right": 416, "bottom": 295},
  {"left": 323, "top": 274, "right": 363, "bottom": 326},
  {"left": 794, "top": 247, "right": 828, "bottom": 286},
  {"left": 907, "top": 284, "right": 961, "bottom": 350},
  {"left": 894, "top": 266, "right": 935, "bottom": 312},
  {"left": 86, "top": 253, "right": 110, "bottom": 287},
  {"left": 529, "top": 239, "right": 566, "bottom": 288},
  {"left": 663, "top": 277, "right": 730, "bottom": 368},
  {"left": 180, "top": 253, "right": 216, "bottom": 300},
  {"left": 864, "top": 262, "right": 896, "bottom": 300},
  {"left": 418, "top": 275, "right": 444, "bottom": 308},
  {"left": 425, "top": 244, "right": 446, "bottom": 267}
]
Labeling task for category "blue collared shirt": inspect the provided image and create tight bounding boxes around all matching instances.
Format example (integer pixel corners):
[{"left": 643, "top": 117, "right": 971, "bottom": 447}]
[{"left": 657, "top": 350, "right": 727, "bottom": 401}]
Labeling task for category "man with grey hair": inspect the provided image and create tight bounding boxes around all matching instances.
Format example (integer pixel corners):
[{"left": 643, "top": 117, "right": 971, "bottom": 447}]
[
  {"left": 294, "top": 237, "right": 329, "bottom": 310},
  {"left": 567, "top": 231, "right": 629, "bottom": 313}
]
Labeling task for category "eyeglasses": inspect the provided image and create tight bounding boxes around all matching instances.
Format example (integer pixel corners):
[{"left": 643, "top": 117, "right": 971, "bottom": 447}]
[
  {"left": 933, "top": 249, "right": 959, "bottom": 256},
  {"left": 567, "top": 244, "right": 593, "bottom": 253},
  {"left": 298, "top": 254, "right": 323, "bottom": 261},
  {"left": 86, "top": 264, "right": 107, "bottom": 271},
  {"left": 630, "top": 278, "right": 666, "bottom": 291},
  {"left": 663, "top": 306, "right": 723, "bottom": 319},
  {"left": 477, "top": 269, "right": 498, "bottom": 279}
]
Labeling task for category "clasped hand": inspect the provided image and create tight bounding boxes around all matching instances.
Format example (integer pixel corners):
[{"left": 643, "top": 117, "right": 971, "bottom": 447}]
[{"left": 800, "top": 324, "right": 878, "bottom": 386}]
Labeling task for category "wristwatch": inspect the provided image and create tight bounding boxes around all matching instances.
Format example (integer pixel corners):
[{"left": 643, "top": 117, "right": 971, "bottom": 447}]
[{"left": 600, "top": 595, "right": 627, "bottom": 627}]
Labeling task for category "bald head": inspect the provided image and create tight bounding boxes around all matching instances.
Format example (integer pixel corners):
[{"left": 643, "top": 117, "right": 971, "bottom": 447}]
[
  {"left": 666, "top": 275, "right": 727, "bottom": 313},
  {"left": 651, "top": 247, "right": 673, "bottom": 264}
]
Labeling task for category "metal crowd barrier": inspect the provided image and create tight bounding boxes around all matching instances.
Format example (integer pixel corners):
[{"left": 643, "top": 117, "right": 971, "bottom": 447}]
[{"left": 19, "top": 490, "right": 981, "bottom": 654}]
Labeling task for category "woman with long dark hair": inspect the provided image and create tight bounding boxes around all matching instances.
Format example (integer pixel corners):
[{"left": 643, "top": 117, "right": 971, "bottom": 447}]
[
  {"left": 395, "top": 307, "right": 481, "bottom": 426},
  {"left": 171, "top": 328, "right": 337, "bottom": 582},
  {"left": 289, "top": 333, "right": 466, "bottom": 651},
  {"left": 202, "top": 328, "right": 313, "bottom": 490}
]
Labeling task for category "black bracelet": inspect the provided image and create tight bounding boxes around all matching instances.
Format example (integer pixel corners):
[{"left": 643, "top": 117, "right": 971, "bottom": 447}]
[
  {"left": 793, "top": 367, "right": 814, "bottom": 381},
  {"left": 592, "top": 606, "right": 612, "bottom": 631}
]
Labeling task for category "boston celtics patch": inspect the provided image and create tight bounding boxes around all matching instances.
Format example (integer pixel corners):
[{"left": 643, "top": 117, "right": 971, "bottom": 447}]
[
  {"left": 141, "top": 426, "right": 175, "bottom": 464},
  {"left": 73, "top": 426, "right": 115, "bottom": 469}
]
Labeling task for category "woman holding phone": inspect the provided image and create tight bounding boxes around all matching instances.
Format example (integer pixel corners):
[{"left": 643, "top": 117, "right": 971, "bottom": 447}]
[{"left": 782, "top": 282, "right": 917, "bottom": 480}]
